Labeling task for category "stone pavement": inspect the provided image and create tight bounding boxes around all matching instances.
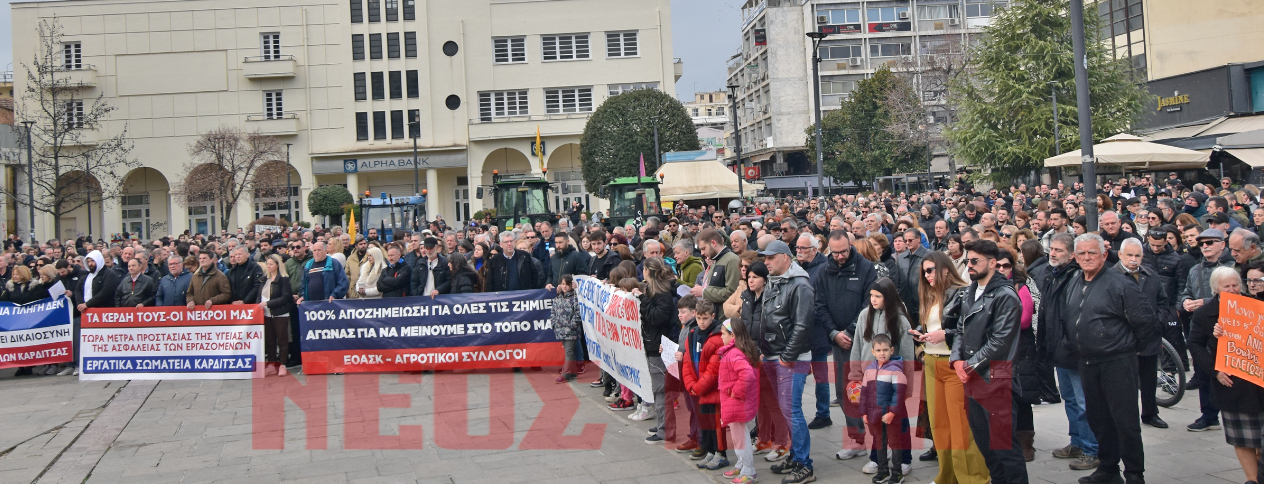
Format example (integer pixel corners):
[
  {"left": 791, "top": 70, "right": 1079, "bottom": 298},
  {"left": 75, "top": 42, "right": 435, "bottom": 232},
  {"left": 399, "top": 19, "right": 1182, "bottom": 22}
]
[{"left": 0, "top": 366, "right": 1247, "bottom": 484}]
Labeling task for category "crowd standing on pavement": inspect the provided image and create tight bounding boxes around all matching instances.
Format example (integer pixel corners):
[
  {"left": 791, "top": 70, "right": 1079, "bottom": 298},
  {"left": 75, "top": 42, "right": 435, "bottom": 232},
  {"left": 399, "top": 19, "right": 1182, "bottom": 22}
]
[{"left": 5, "top": 172, "right": 1264, "bottom": 484}]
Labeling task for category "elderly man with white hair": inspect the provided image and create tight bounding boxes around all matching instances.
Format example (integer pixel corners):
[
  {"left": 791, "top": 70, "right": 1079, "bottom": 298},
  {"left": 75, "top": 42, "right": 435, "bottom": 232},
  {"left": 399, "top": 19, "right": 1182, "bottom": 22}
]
[
  {"left": 1115, "top": 237, "right": 1172, "bottom": 429},
  {"left": 730, "top": 230, "right": 749, "bottom": 255}
]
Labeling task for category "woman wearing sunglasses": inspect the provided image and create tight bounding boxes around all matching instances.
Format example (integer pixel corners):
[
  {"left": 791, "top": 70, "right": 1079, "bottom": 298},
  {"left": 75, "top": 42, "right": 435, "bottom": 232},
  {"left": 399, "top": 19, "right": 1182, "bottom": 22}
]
[{"left": 995, "top": 248, "right": 1041, "bottom": 462}]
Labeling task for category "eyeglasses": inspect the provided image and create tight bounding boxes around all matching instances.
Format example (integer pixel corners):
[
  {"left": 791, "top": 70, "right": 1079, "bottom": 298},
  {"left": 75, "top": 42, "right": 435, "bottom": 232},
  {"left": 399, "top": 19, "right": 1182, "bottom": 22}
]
[
  {"left": 795, "top": 246, "right": 813, "bottom": 252},
  {"left": 997, "top": 262, "right": 1013, "bottom": 270},
  {"left": 1200, "top": 240, "right": 1222, "bottom": 247},
  {"left": 923, "top": 267, "right": 936, "bottom": 275},
  {"left": 1248, "top": 278, "right": 1264, "bottom": 285},
  {"left": 967, "top": 257, "right": 989, "bottom": 266}
]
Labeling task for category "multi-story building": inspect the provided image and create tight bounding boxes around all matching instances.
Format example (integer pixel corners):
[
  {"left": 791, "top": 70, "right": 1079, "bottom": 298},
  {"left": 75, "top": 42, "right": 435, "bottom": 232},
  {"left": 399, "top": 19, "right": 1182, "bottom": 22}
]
[
  {"left": 725, "top": 0, "right": 1003, "bottom": 193},
  {"left": 1097, "top": 0, "right": 1264, "bottom": 82},
  {"left": 684, "top": 90, "right": 729, "bottom": 129},
  {"left": 8, "top": 0, "right": 677, "bottom": 241}
]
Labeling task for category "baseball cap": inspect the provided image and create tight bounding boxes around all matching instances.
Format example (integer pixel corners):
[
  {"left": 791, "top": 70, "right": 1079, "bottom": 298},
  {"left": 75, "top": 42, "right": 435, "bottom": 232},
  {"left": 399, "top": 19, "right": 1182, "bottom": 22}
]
[
  {"left": 423, "top": 237, "right": 439, "bottom": 248},
  {"left": 759, "top": 240, "right": 794, "bottom": 257},
  {"left": 1197, "top": 228, "right": 1226, "bottom": 241},
  {"left": 1208, "top": 212, "right": 1231, "bottom": 226}
]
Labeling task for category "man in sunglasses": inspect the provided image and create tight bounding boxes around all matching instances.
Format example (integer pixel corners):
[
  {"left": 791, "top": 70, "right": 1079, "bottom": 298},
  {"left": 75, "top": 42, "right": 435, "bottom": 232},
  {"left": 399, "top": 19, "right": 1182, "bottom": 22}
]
[{"left": 1176, "top": 228, "right": 1234, "bottom": 433}]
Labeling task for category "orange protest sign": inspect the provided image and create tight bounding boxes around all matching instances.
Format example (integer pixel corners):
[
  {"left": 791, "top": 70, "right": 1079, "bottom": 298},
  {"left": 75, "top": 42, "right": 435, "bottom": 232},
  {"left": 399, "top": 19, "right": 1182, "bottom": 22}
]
[{"left": 1215, "top": 293, "right": 1264, "bottom": 388}]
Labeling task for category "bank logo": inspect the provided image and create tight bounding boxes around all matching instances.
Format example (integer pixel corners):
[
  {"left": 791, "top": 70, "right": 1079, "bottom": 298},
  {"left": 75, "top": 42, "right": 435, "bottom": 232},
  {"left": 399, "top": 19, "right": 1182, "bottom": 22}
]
[{"left": 343, "top": 159, "right": 358, "bottom": 173}]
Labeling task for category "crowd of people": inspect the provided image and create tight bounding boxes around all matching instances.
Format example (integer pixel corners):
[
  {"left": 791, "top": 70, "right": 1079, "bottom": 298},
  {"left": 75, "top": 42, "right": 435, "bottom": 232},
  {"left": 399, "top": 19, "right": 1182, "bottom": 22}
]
[{"left": 4, "top": 172, "right": 1264, "bottom": 484}]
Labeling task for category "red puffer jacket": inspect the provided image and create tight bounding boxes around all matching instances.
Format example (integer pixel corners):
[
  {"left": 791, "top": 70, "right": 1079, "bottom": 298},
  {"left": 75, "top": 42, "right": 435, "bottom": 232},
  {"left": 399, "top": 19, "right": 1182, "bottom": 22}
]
[
  {"left": 682, "top": 330, "right": 724, "bottom": 404},
  {"left": 718, "top": 343, "right": 759, "bottom": 425}
]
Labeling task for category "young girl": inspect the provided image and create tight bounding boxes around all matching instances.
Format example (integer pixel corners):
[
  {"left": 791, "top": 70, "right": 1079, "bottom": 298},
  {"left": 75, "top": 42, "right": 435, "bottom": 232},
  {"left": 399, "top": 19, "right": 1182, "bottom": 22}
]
[
  {"left": 847, "top": 277, "right": 915, "bottom": 473},
  {"left": 609, "top": 277, "right": 644, "bottom": 412},
  {"left": 551, "top": 274, "right": 580, "bottom": 383},
  {"left": 682, "top": 300, "right": 728, "bottom": 470},
  {"left": 718, "top": 319, "right": 760, "bottom": 484}
]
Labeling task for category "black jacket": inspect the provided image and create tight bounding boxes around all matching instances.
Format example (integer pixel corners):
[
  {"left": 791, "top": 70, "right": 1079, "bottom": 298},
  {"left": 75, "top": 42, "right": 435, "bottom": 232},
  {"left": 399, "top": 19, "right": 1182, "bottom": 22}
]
[
  {"left": 485, "top": 250, "right": 540, "bottom": 292},
  {"left": 549, "top": 245, "right": 588, "bottom": 286},
  {"left": 1, "top": 280, "right": 40, "bottom": 304},
  {"left": 450, "top": 270, "right": 480, "bottom": 294},
  {"left": 82, "top": 266, "right": 122, "bottom": 309},
  {"left": 114, "top": 274, "right": 157, "bottom": 307},
  {"left": 1173, "top": 247, "right": 1200, "bottom": 305},
  {"left": 377, "top": 260, "right": 412, "bottom": 297},
  {"left": 893, "top": 246, "right": 929, "bottom": 323},
  {"left": 639, "top": 289, "right": 678, "bottom": 356},
  {"left": 588, "top": 249, "right": 621, "bottom": 281},
  {"left": 1142, "top": 245, "right": 1182, "bottom": 304},
  {"left": 1189, "top": 295, "right": 1264, "bottom": 413},
  {"left": 759, "top": 262, "right": 816, "bottom": 362},
  {"left": 1036, "top": 261, "right": 1081, "bottom": 368},
  {"left": 59, "top": 266, "right": 87, "bottom": 313},
  {"left": 1114, "top": 263, "right": 1169, "bottom": 357},
  {"left": 950, "top": 274, "right": 1022, "bottom": 381},
  {"left": 742, "top": 289, "right": 766, "bottom": 351},
  {"left": 1063, "top": 265, "right": 1157, "bottom": 363},
  {"left": 814, "top": 250, "right": 878, "bottom": 349},
  {"left": 263, "top": 276, "right": 294, "bottom": 316},
  {"left": 1101, "top": 229, "right": 1141, "bottom": 253},
  {"left": 226, "top": 261, "right": 264, "bottom": 304},
  {"left": 410, "top": 255, "right": 452, "bottom": 296}
]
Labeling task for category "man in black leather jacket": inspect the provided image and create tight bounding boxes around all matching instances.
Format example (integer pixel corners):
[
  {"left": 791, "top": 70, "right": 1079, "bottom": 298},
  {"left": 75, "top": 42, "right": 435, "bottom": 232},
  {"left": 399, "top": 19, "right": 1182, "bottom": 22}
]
[
  {"left": 1064, "top": 233, "right": 1155, "bottom": 484},
  {"left": 1117, "top": 238, "right": 1171, "bottom": 430},
  {"left": 951, "top": 239, "right": 1028, "bottom": 484}
]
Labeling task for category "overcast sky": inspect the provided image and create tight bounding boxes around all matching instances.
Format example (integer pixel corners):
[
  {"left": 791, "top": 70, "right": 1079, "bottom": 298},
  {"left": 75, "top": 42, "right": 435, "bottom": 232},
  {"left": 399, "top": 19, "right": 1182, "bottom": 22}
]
[{"left": 0, "top": 0, "right": 739, "bottom": 100}]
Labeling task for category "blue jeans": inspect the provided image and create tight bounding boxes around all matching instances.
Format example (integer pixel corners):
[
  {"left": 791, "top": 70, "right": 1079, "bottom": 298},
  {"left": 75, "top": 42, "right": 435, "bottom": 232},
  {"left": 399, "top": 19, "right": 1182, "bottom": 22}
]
[
  {"left": 773, "top": 361, "right": 813, "bottom": 469},
  {"left": 1057, "top": 367, "right": 1098, "bottom": 456},
  {"left": 811, "top": 350, "right": 831, "bottom": 420}
]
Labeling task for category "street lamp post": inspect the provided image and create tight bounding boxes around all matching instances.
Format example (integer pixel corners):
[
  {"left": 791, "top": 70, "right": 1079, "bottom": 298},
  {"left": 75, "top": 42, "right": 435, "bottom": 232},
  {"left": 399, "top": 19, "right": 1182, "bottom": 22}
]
[
  {"left": 285, "top": 143, "right": 292, "bottom": 224},
  {"left": 410, "top": 119, "right": 420, "bottom": 197},
  {"left": 807, "top": 31, "right": 828, "bottom": 198},
  {"left": 22, "top": 120, "right": 35, "bottom": 245},
  {"left": 726, "top": 85, "right": 745, "bottom": 203},
  {"left": 1070, "top": 0, "right": 1098, "bottom": 231}
]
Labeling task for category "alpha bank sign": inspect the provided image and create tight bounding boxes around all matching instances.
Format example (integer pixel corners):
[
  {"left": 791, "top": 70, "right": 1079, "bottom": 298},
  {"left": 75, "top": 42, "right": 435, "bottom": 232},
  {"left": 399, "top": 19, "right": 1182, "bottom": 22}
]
[{"left": 313, "top": 152, "right": 467, "bottom": 175}]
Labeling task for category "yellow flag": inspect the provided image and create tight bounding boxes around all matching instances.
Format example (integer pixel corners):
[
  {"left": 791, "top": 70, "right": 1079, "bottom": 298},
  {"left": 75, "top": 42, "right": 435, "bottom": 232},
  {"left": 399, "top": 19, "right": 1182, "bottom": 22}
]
[
  {"left": 348, "top": 206, "right": 356, "bottom": 235},
  {"left": 535, "top": 125, "right": 544, "bottom": 171}
]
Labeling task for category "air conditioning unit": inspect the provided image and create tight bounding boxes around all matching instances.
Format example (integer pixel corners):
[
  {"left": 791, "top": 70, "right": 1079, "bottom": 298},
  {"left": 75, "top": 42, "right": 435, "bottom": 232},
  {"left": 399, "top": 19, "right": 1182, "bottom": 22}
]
[
  {"left": 848, "top": 57, "right": 862, "bottom": 67},
  {"left": 898, "top": 11, "right": 910, "bottom": 20},
  {"left": 948, "top": 18, "right": 960, "bottom": 25},
  {"left": 817, "top": 15, "right": 830, "bottom": 24}
]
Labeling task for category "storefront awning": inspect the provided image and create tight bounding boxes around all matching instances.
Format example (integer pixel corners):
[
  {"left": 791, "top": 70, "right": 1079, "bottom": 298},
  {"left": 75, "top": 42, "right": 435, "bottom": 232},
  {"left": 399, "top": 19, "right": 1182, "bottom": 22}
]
[
  {"left": 1227, "top": 148, "right": 1264, "bottom": 168},
  {"left": 1044, "top": 133, "right": 1209, "bottom": 171}
]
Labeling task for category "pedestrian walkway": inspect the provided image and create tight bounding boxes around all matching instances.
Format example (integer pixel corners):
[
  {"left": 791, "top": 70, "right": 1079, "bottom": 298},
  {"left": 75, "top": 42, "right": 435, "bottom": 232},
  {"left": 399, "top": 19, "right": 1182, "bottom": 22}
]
[{"left": 0, "top": 368, "right": 1246, "bottom": 484}]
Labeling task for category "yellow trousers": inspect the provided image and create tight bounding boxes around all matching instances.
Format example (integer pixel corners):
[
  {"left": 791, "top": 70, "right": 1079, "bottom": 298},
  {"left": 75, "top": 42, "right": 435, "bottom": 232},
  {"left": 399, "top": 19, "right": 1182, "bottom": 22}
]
[{"left": 925, "top": 353, "right": 991, "bottom": 484}]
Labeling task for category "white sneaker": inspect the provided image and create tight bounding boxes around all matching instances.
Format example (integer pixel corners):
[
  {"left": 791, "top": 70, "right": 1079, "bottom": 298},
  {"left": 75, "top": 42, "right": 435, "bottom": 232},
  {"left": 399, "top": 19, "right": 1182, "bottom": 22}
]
[
  {"left": 835, "top": 448, "right": 866, "bottom": 460},
  {"left": 72, "top": 368, "right": 79, "bottom": 376},
  {"left": 629, "top": 405, "right": 652, "bottom": 421},
  {"left": 764, "top": 447, "right": 788, "bottom": 462},
  {"left": 56, "top": 366, "right": 75, "bottom": 376},
  {"left": 862, "top": 461, "right": 879, "bottom": 474},
  {"left": 901, "top": 463, "right": 911, "bottom": 475}
]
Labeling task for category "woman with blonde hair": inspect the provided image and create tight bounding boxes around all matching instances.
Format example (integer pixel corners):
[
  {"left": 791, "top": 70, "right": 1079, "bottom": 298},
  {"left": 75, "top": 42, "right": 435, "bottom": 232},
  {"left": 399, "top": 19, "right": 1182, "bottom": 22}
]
[
  {"left": 260, "top": 254, "right": 293, "bottom": 376},
  {"left": 0, "top": 266, "right": 36, "bottom": 304},
  {"left": 356, "top": 246, "right": 387, "bottom": 299},
  {"left": 327, "top": 237, "right": 346, "bottom": 267}
]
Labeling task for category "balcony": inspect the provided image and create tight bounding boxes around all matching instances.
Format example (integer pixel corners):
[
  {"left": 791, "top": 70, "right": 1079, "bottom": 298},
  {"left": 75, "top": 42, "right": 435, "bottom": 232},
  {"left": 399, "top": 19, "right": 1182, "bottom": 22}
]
[
  {"left": 246, "top": 113, "right": 299, "bottom": 136},
  {"left": 242, "top": 56, "right": 297, "bottom": 79},
  {"left": 55, "top": 126, "right": 99, "bottom": 147},
  {"left": 58, "top": 66, "right": 97, "bottom": 88}
]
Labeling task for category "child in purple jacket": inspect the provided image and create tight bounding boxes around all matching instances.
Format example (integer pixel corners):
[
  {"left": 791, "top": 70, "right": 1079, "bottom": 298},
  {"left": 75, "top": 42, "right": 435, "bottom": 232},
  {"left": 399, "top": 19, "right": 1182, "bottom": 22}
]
[{"left": 860, "top": 333, "right": 909, "bottom": 484}]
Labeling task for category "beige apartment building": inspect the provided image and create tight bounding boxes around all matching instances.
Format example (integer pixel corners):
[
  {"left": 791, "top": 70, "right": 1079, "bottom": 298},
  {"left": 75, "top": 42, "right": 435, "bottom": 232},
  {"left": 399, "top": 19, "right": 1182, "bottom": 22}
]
[
  {"left": 8, "top": 0, "right": 677, "bottom": 241},
  {"left": 1098, "top": 0, "right": 1264, "bottom": 81}
]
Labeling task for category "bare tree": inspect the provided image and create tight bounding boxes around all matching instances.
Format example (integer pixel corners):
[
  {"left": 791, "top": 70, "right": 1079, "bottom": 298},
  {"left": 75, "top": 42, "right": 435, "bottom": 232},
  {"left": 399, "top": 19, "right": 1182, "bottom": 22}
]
[
  {"left": 172, "top": 126, "right": 286, "bottom": 231},
  {"left": 6, "top": 19, "right": 137, "bottom": 240},
  {"left": 883, "top": 39, "right": 972, "bottom": 179}
]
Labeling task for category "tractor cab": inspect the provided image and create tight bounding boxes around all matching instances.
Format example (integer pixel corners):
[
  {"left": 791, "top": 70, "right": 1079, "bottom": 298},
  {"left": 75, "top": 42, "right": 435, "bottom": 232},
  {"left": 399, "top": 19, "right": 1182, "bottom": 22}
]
[
  {"left": 603, "top": 176, "right": 662, "bottom": 228},
  {"left": 482, "top": 171, "right": 558, "bottom": 230},
  {"left": 356, "top": 191, "right": 426, "bottom": 242}
]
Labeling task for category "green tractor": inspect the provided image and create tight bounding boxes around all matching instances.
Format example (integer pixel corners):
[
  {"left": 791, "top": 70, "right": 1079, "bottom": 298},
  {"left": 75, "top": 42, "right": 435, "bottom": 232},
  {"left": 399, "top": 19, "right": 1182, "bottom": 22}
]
[
  {"left": 602, "top": 176, "right": 664, "bottom": 229},
  {"left": 481, "top": 171, "right": 558, "bottom": 230}
]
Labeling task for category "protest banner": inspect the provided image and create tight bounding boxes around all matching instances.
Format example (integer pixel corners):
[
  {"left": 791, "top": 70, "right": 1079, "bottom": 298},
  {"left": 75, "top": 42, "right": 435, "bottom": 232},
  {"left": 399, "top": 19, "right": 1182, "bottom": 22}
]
[
  {"left": 0, "top": 296, "right": 73, "bottom": 369},
  {"left": 297, "top": 289, "right": 563, "bottom": 374},
  {"left": 574, "top": 275, "right": 653, "bottom": 403},
  {"left": 80, "top": 304, "right": 264, "bottom": 380},
  {"left": 1217, "top": 293, "right": 1264, "bottom": 388}
]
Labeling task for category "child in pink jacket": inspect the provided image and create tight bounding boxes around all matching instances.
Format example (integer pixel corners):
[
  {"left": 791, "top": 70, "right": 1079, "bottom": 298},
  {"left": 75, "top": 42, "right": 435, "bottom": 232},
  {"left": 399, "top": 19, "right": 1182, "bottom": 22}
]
[{"left": 718, "top": 319, "right": 760, "bottom": 484}]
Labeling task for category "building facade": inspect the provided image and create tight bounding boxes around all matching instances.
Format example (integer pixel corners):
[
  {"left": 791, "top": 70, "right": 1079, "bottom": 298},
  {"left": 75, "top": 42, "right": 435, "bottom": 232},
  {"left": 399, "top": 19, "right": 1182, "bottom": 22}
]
[
  {"left": 1097, "top": 0, "right": 1264, "bottom": 82},
  {"left": 10, "top": 0, "right": 677, "bottom": 241},
  {"left": 684, "top": 90, "right": 729, "bottom": 129},
  {"left": 724, "top": 0, "right": 1000, "bottom": 193}
]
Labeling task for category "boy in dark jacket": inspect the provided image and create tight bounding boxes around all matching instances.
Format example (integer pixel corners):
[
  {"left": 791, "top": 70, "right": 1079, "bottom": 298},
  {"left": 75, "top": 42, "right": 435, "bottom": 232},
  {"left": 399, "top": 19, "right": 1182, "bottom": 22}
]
[
  {"left": 673, "top": 294, "right": 701, "bottom": 454},
  {"left": 860, "top": 333, "right": 909, "bottom": 484}
]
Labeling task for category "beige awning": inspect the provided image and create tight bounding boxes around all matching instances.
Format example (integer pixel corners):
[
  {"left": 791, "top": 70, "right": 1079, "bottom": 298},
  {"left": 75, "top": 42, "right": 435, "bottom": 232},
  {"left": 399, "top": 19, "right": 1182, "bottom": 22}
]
[
  {"left": 655, "top": 160, "right": 763, "bottom": 201},
  {"left": 1044, "top": 133, "right": 1209, "bottom": 171},
  {"left": 1227, "top": 148, "right": 1264, "bottom": 168}
]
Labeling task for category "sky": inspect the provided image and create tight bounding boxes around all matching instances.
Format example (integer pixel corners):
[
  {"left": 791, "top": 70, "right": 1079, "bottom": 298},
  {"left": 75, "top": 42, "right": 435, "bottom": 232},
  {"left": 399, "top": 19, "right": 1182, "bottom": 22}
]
[{"left": 0, "top": 0, "right": 740, "bottom": 100}]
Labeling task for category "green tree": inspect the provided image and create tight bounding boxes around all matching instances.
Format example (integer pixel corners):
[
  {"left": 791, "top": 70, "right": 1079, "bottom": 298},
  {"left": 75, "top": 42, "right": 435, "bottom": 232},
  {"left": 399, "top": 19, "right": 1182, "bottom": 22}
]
[
  {"left": 579, "top": 89, "right": 700, "bottom": 194},
  {"left": 946, "top": 0, "right": 1150, "bottom": 182},
  {"left": 307, "top": 185, "right": 353, "bottom": 225},
  {"left": 806, "top": 67, "right": 929, "bottom": 185}
]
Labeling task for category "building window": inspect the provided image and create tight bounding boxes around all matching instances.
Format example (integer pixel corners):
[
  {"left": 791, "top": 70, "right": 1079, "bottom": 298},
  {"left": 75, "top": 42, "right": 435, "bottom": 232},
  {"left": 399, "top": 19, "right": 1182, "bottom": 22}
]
[
  {"left": 373, "top": 111, "right": 387, "bottom": 139},
  {"left": 608, "top": 82, "right": 658, "bottom": 96},
  {"left": 408, "top": 109, "right": 420, "bottom": 137},
  {"left": 493, "top": 37, "right": 526, "bottom": 64},
  {"left": 406, "top": 70, "right": 419, "bottom": 98},
  {"left": 542, "top": 34, "right": 589, "bottom": 61},
  {"left": 917, "top": 4, "right": 959, "bottom": 20},
  {"left": 478, "top": 90, "right": 528, "bottom": 121},
  {"left": 387, "top": 33, "right": 400, "bottom": 58},
  {"left": 965, "top": 2, "right": 1006, "bottom": 18},
  {"left": 819, "top": 8, "right": 861, "bottom": 24},
  {"left": 371, "top": 72, "right": 385, "bottom": 100},
  {"left": 385, "top": 0, "right": 398, "bottom": 21},
  {"left": 403, "top": 0, "right": 414, "bottom": 20},
  {"left": 369, "top": 34, "right": 382, "bottom": 59},
  {"left": 691, "top": 108, "right": 699, "bottom": 116},
  {"left": 261, "top": 33, "right": 281, "bottom": 60},
  {"left": 63, "top": 42, "right": 82, "bottom": 69},
  {"left": 356, "top": 112, "right": 369, "bottom": 140},
  {"left": 351, "top": 0, "right": 363, "bottom": 23},
  {"left": 354, "top": 73, "right": 367, "bottom": 100},
  {"left": 389, "top": 71, "right": 402, "bottom": 99},
  {"left": 65, "top": 100, "right": 84, "bottom": 128},
  {"left": 716, "top": 107, "right": 725, "bottom": 116},
  {"left": 367, "top": 0, "right": 380, "bottom": 22},
  {"left": 121, "top": 194, "right": 151, "bottom": 239},
  {"left": 822, "top": 80, "right": 855, "bottom": 95},
  {"left": 869, "top": 41, "right": 911, "bottom": 58},
  {"left": 405, "top": 32, "right": 417, "bottom": 57},
  {"left": 391, "top": 110, "right": 404, "bottom": 139},
  {"left": 819, "top": 44, "right": 863, "bottom": 60},
  {"left": 867, "top": 6, "right": 909, "bottom": 22},
  {"left": 606, "top": 31, "right": 638, "bottom": 57},
  {"left": 352, "top": 34, "right": 365, "bottom": 60},
  {"left": 264, "top": 90, "right": 283, "bottom": 119},
  {"left": 544, "top": 87, "right": 593, "bottom": 114}
]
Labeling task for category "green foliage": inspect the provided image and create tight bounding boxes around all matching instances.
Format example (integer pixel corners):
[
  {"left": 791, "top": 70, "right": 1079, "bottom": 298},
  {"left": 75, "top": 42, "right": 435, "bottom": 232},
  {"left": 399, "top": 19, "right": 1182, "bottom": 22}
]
[
  {"left": 806, "top": 67, "right": 929, "bottom": 185},
  {"left": 341, "top": 203, "right": 360, "bottom": 224},
  {"left": 579, "top": 89, "right": 701, "bottom": 194},
  {"left": 307, "top": 185, "right": 354, "bottom": 218},
  {"left": 945, "top": 0, "right": 1151, "bottom": 182}
]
